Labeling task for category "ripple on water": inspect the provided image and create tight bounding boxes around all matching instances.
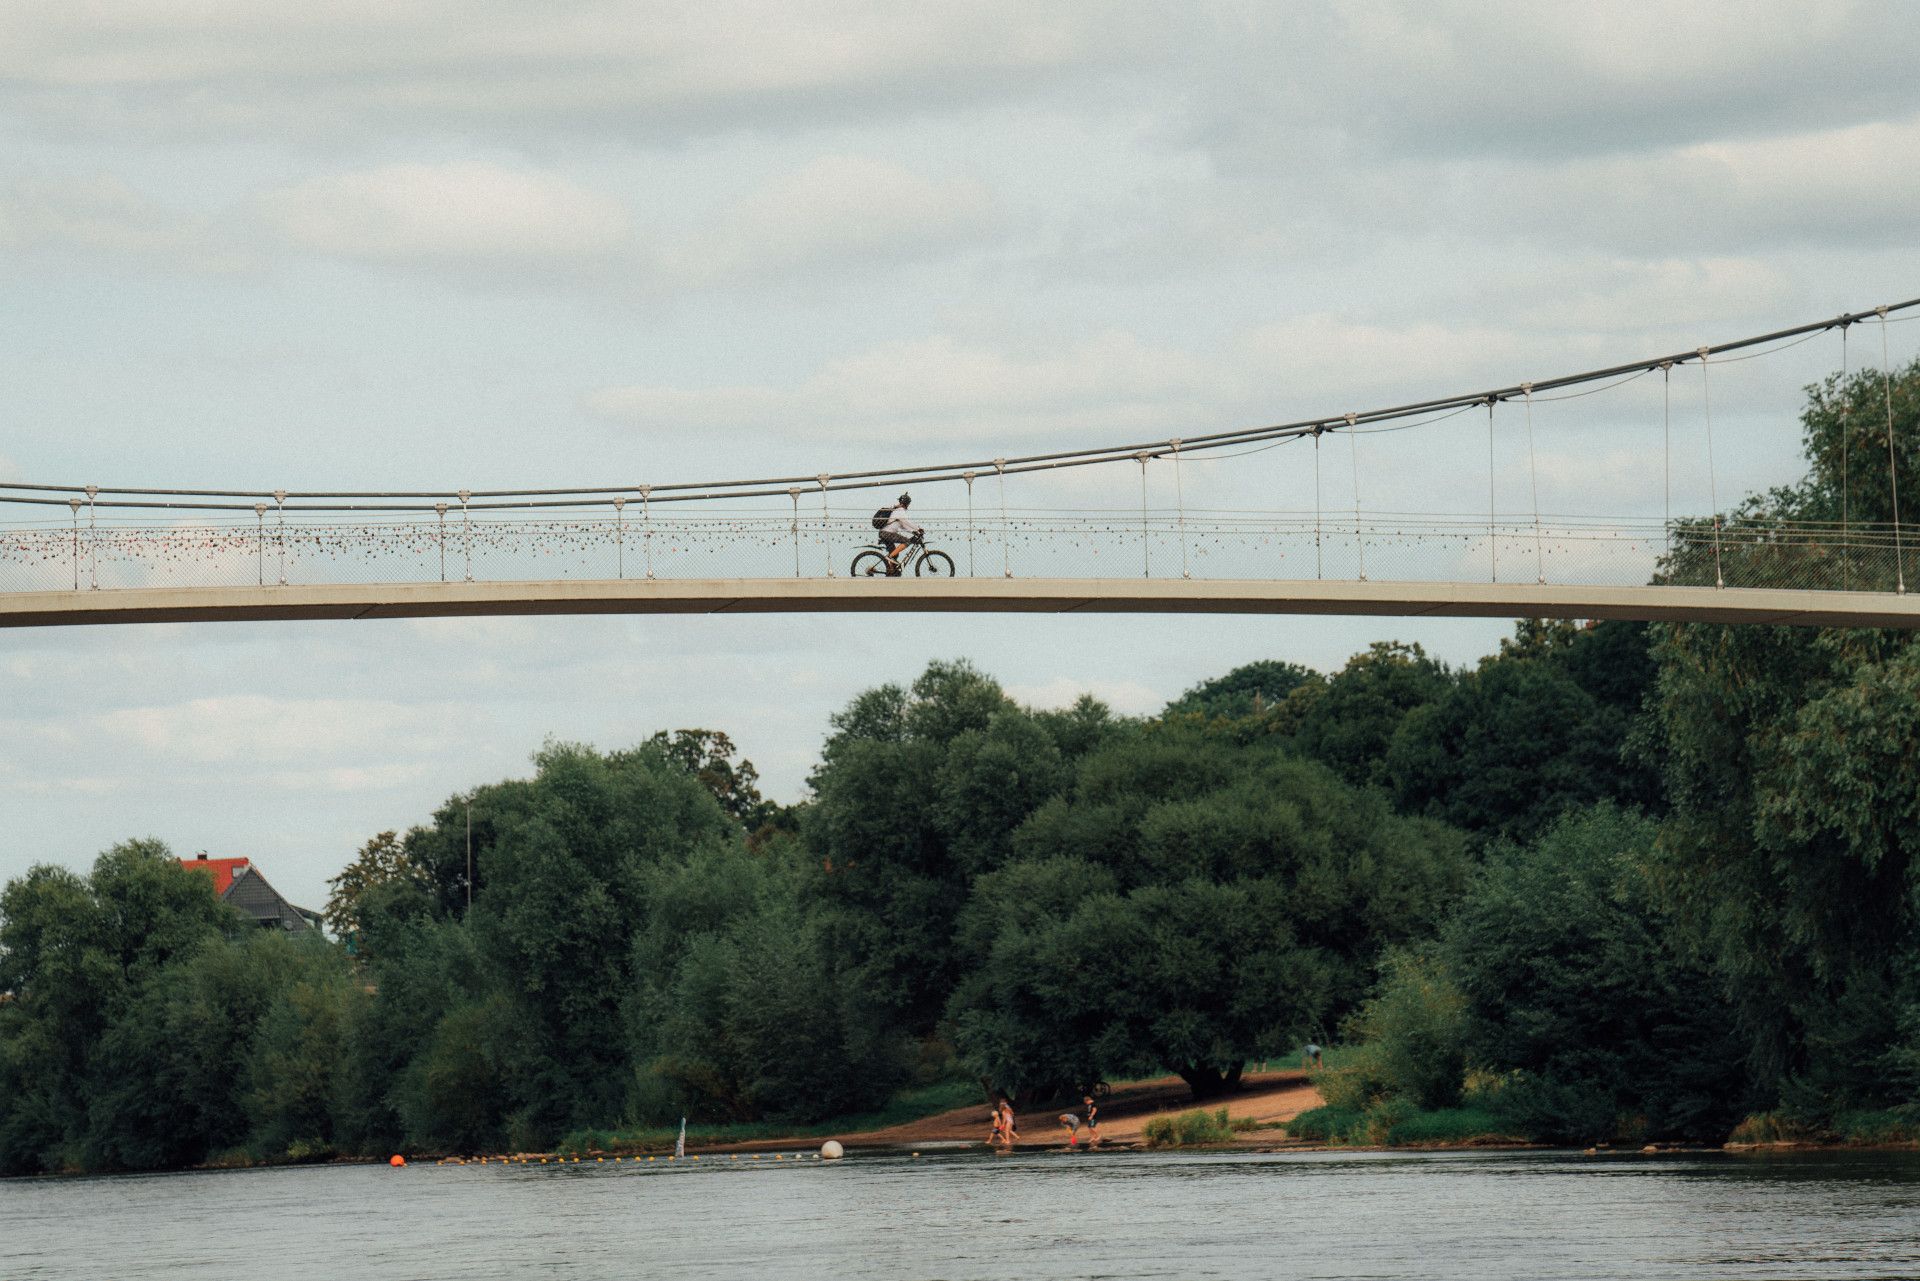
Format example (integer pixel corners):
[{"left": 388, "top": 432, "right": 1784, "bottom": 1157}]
[{"left": 3, "top": 1149, "right": 1919, "bottom": 1280}]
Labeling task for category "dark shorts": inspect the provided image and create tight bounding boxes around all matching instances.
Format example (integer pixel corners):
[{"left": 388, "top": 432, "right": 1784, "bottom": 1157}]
[{"left": 879, "top": 531, "right": 910, "bottom": 547}]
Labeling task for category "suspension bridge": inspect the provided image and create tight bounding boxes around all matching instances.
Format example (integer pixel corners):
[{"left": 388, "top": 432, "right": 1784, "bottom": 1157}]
[{"left": 5, "top": 299, "right": 1918, "bottom": 629}]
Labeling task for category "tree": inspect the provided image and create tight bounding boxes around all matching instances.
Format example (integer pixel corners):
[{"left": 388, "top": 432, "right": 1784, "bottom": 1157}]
[
  {"left": 804, "top": 661, "right": 1094, "bottom": 1034},
  {"left": 951, "top": 729, "right": 1467, "bottom": 1100},
  {"left": 0, "top": 840, "right": 238, "bottom": 1173},
  {"left": 325, "top": 830, "right": 433, "bottom": 951},
  {"left": 1386, "top": 620, "right": 1661, "bottom": 842},
  {"left": 644, "top": 729, "right": 787, "bottom": 835},
  {"left": 1165, "top": 660, "right": 1319, "bottom": 720},
  {"left": 1441, "top": 807, "right": 1750, "bottom": 1142},
  {"left": 1642, "top": 356, "right": 1920, "bottom": 1119},
  {"left": 1291, "top": 642, "right": 1451, "bottom": 789}
]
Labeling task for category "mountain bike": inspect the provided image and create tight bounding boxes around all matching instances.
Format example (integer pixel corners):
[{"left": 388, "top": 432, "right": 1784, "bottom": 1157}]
[{"left": 851, "top": 530, "right": 955, "bottom": 578}]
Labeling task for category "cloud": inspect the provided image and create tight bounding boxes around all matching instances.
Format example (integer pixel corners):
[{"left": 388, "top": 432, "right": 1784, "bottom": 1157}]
[
  {"left": 1004, "top": 675, "right": 1164, "bottom": 716},
  {"left": 667, "top": 154, "right": 998, "bottom": 282},
  {"left": 257, "top": 161, "right": 630, "bottom": 266},
  {"left": 587, "top": 329, "right": 1216, "bottom": 448},
  {"left": 0, "top": 174, "right": 246, "bottom": 270},
  {"left": 94, "top": 694, "right": 472, "bottom": 765},
  {"left": 0, "top": 1, "right": 1166, "bottom": 143},
  {"left": 1194, "top": 1, "right": 1920, "bottom": 165}
]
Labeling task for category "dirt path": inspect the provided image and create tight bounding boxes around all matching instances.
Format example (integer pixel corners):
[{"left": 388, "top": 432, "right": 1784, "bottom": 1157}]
[{"left": 831, "top": 1069, "right": 1322, "bottom": 1150}]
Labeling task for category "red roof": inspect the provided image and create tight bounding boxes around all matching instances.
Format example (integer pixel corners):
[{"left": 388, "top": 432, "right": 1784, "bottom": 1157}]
[{"left": 181, "top": 856, "right": 251, "bottom": 897}]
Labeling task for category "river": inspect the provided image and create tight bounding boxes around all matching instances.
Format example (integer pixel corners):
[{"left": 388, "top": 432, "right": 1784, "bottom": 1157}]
[{"left": 5, "top": 1147, "right": 1918, "bottom": 1279}]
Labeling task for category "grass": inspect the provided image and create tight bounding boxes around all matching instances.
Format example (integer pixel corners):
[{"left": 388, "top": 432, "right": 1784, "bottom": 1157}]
[
  {"left": 1142, "top": 1106, "right": 1238, "bottom": 1148},
  {"left": 1286, "top": 1102, "right": 1523, "bottom": 1146},
  {"left": 1384, "top": 1108, "right": 1515, "bottom": 1145},
  {"left": 557, "top": 1079, "right": 981, "bottom": 1155},
  {"left": 1285, "top": 1104, "right": 1363, "bottom": 1143},
  {"left": 1835, "top": 1109, "right": 1920, "bottom": 1144}
]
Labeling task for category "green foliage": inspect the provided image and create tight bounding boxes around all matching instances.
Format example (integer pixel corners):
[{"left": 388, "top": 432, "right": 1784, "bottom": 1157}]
[
  {"left": 1387, "top": 621, "right": 1661, "bottom": 842},
  {"left": 644, "top": 728, "right": 788, "bottom": 837},
  {"left": 1291, "top": 642, "right": 1450, "bottom": 790},
  {"left": 950, "top": 729, "right": 1467, "bottom": 1101},
  {"left": 1633, "top": 363, "right": 1920, "bottom": 1125},
  {"left": 325, "top": 830, "right": 433, "bottom": 951},
  {"left": 1382, "top": 1107, "right": 1513, "bottom": 1145},
  {"left": 803, "top": 661, "right": 1118, "bottom": 1037},
  {"left": 1441, "top": 807, "right": 1750, "bottom": 1142},
  {"left": 1166, "top": 660, "right": 1318, "bottom": 721},
  {"left": 1334, "top": 951, "right": 1469, "bottom": 1111},
  {"left": 1142, "top": 1106, "right": 1235, "bottom": 1147},
  {"left": 1285, "top": 1104, "right": 1363, "bottom": 1143},
  {"left": 0, "top": 840, "right": 246, "bottom": 1173}
]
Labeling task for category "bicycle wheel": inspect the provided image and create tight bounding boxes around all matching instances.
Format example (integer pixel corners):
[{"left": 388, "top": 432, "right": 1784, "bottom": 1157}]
[
  {"left": 915, "top": 550, "right": 955, "bottom": 578},
  {"left": 851, "top": 550, "right": 892, "bottom": 578}
]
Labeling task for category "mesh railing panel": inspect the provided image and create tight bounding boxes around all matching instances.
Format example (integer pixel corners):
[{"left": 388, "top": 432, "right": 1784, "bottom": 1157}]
[{"left": 4, "top": 509, "right": 1915, "bottom": 596}]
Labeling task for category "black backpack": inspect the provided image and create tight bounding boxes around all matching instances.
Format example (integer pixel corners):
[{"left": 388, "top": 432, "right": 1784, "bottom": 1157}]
[{"left": 871, "top": 506, "right": 893, "bottom": 529}]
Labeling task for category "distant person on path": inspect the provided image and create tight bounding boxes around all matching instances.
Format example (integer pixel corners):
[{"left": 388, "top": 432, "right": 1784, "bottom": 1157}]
[
  {"left": 1082, "top": 1094, "right": 1101, "bottom": 1148},
  {"left": 1303, "top": 1043, "right": 1323, "bottom": 1069},
  {"left": 878, "top": 493, "right": 921, "bottom": 575}
]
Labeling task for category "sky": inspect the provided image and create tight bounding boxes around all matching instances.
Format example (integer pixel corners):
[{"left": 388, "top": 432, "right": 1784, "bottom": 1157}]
[{"left": 4, "top": 1, "right": 1919, "bottom": 912}]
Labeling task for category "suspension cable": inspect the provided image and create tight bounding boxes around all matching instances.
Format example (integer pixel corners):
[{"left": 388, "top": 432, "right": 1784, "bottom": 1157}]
[
  {"left": 1700, "top": 350, "right": 1724, "bottom": 589},
  {"left": 1347, "top": 414, "right": 1365, "bottom": 582},
  {"left": 1135, "top": 453, "right": 1151, "bottom": 578},
  {"left": 1313, "top": 430, "right": 1323, "bottom": 581},
  {"left": 1881, "top": 307, "right": 1905, "bottom": 593},
  {"left": 1172, "top": 438, "right": 1190, "bottom": 579},
  {"left": 1486, "top": 398, "right": 1498, "bottom": 583},
  {"left": 996, "top": 459, "right": 1010, "bottom": 579},
  {"left": 1522, "top": 385, "right": 1544, "bottom": 584},
  {"left": 9, "top": 298, "right": 1916, "bottom": 514},
  {"left": 1840, "top": 326, "right": 1850, "bottom": 590}
]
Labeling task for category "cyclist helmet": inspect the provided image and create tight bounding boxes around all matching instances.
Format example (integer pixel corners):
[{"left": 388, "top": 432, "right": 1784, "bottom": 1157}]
[{"left": 897, "top": 492, "right": 911, "bottom": 506}]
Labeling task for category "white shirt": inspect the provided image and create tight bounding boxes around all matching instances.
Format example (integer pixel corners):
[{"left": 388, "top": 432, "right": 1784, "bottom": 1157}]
[{"left": 883, "top": 506, "right": 922, "bottom": 535}]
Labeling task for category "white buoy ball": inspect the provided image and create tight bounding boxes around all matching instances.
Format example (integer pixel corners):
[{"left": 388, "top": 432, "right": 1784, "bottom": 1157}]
[{"left": 820, "top": 1140, "right": 845, "bottom": 1160}]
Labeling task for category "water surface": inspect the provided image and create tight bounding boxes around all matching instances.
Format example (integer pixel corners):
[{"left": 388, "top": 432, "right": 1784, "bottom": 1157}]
[{"left": 6, "top": 1147, "right": 1918, "bottom": 1280}]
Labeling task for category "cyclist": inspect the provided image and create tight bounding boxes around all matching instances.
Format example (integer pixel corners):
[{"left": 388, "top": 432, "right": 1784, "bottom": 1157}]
[{"left": 878, "top": 492, "right": 922, "bottom": 575}]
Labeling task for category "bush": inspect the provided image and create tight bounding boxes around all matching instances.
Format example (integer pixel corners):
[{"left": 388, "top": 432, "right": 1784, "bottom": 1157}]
[
  {"left": 1285, "top": 1105, "right": 1362, "bottom": 1143},
  {"left": 1143, "top": 1106, "right": 1236, "bottom": 1147},
  {"left": 1354, "top": 953, "right": 1468, "bottom": 1110},
  {"left": 1384, "top": 1108, "right": 1514, "bottom": 1145},
  {"left": 1835, "top": 1109, "right": 1920, "bottom": 1144}
]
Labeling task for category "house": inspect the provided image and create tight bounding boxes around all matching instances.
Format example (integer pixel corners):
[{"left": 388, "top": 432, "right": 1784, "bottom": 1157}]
[{"left": 180, "top": 853, "right": 322, "bottom": 933}]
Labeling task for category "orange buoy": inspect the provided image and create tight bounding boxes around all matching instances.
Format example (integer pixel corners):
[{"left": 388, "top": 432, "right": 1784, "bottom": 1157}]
[{"left": 389, "top": 1155, "right": 406, "bottom": 1167}]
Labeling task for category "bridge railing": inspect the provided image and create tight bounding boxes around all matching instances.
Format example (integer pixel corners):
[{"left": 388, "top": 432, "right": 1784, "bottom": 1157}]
[{"left": 1, "top": 508, "right": 1909, "bottom": 595}]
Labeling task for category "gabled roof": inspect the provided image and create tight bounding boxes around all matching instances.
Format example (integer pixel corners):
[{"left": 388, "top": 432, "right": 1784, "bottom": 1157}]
[
  {"left": 179, "top": 854, "right": 317, "bottom": 932},
  {"left": 181, "top": 855, "right": 251, "bottom": 897}
]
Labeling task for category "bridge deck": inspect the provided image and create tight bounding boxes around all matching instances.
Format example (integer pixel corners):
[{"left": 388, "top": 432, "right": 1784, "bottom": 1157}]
[{"left": 5, "top": 578, "right": 1919, "bottom": 628}]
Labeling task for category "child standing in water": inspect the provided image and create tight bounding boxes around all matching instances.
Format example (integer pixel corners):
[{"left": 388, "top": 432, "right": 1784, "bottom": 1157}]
[
  {"left": 1082, "top": 1095, "right": 1101, "bottom": 1148},
  {"left": 998, "top": 1099, "right": 1019, "bottom": 1149}
]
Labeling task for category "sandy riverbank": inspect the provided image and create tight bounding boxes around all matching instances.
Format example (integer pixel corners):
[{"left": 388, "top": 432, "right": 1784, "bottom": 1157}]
[{"left": 696, "top": 1069, "right": 1324, "bottom": 1153}]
